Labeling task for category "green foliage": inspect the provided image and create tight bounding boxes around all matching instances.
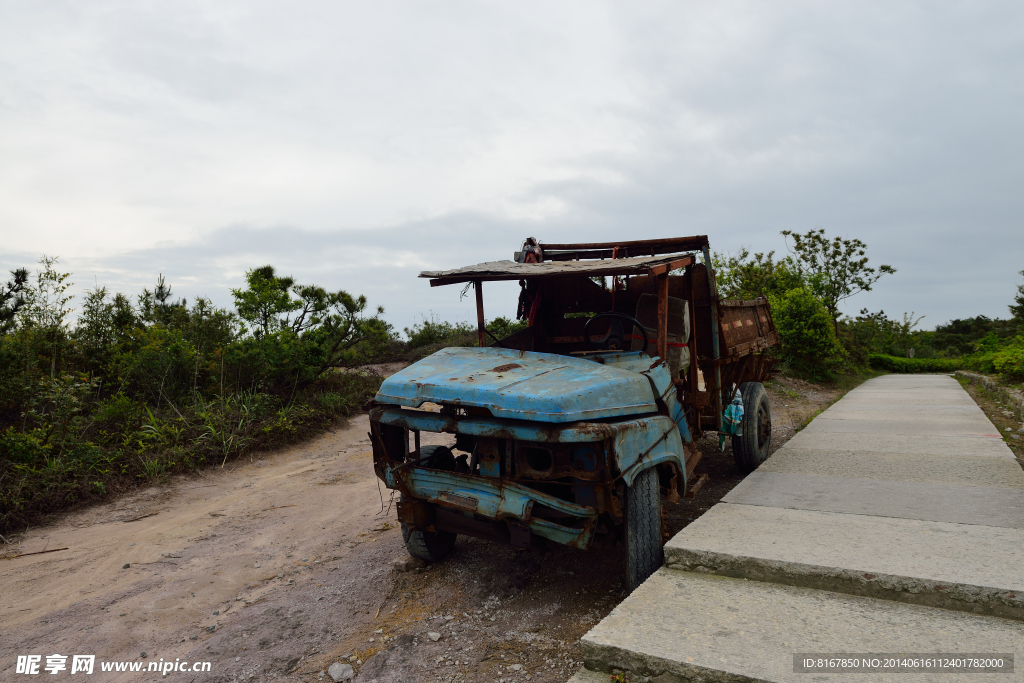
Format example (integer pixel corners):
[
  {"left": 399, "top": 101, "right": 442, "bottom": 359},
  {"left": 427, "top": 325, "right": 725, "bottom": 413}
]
[
  {"left": 713, "top": 249, "right": 805, "bottom": 299},
  {"left": 867, "top": 354, "right": 961, "bottom": 373},
  {"left": 231, "top": 266, "right": 299, "bottom": 338},
  {"left": 404, "top": 314, "right": 476, "bottom": 349},
  {"left": 0, "top": 268, "right": 29, "bottom": 334},
  {"left": 231, "top": 265, "right": 392, "bottom": 392},
  {"left": 1010, "top": 270, "right": 1024, "bottom": 322},
  {"left": 486, "top": 316, "right": 529, "bottom": 341},
  {"left": 769, "top": 287, "right": 847, "bottom": 380},
  {"left": 0, "top": 262, "right": 388, "bottom": 534},
  {"left": 840, "top": 309, "right": 925, "bottom": 364},
  {"left": 965, "top": 335, "right": 1024, "bottom": 382},
  {"left": 782, "top": 229, "right": 896, "bottom": 328},
  {"left": 991, "top": 342, "right": 1024, "bottom": 381},
  {"left": 930, "top": 316, "right": 1014, "bottom": 357}
]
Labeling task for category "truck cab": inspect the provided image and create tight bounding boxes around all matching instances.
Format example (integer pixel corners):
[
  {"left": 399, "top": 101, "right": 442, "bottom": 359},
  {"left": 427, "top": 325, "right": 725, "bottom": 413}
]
[{"left": 368, "top": 235, "right": 778, "bottom": 590}]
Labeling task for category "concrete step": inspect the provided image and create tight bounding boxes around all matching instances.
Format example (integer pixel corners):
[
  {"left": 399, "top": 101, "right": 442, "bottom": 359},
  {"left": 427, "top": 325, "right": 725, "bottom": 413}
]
[
  {"left": 579, "top": 569, "right": 1023, "bottom": 683},
  {"left": 782, "top": 430, "right": 1013, "bottom": 457},
  {"left": 800, "top": 417, "right": 1001, "bottom": 436},
  {"left": 758, "top": 447, "right": 1024, "bottom": 489},
  {"left": 665, "top": 503, "right": 1024, "bottom": 620},
  {"left": 722, "top": 471, "right": 1024, "bottom": 528}
]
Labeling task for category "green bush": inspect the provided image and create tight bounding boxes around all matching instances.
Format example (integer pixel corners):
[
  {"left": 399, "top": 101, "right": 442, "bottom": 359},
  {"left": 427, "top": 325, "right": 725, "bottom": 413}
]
[
  {"left": 404, "top": 314, "right": 476, "bottom": 349},
  {"left": 769, "top": 287, "right": 847, "bottom": 381},
  {"left": 867, "top": 354, "right": 961, "bottom": 373},
  {"left": 965, "top": 335, "right": 1024, "bottom": 381},
  {"left": 0, "top": 259, "right": 389, "bottom": 534}
]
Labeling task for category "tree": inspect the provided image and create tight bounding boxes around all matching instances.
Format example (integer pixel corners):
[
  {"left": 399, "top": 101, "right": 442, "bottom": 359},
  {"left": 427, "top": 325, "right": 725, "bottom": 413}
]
[
  {"left": 1010, "top": 270, "right": 1024, "bottom": 322},
  {"left": 713, "top": 249, "right": 805, "bottom": 300},
  {"left": 231, "top": 265, "right": 391, "bottom": 390},
  {"left": 231, "top": 266, "right": 299, "bottom": 338},
  {"left": 781, "top": 229, "right": 895, "bottom": 332},
  {"left": 138, "top": 274, "right": 188, "bottom": 327},
  {"left": 0, "top": 267, "right": 29, "bottom": 333}
]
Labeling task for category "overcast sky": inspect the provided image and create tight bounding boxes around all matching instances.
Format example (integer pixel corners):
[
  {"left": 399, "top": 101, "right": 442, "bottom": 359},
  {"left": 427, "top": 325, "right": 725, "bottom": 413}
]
[{"left": 1, "top": 1, "right": 1022, "bottom": 332}]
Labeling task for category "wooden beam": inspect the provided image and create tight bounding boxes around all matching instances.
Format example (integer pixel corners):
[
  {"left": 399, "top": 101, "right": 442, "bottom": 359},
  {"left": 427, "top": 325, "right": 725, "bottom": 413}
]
[
  {"left": 657, "top": 272, "right": 669, "bottom": 360},
  {"left": 475, "top": 280, "right": 486, "bottom": 348},
  {"left": 540, "top": 235, "right": 709, "bottom": 252},
  {"left": 648, "top": 255, "right": 694, "bottom": 275}
]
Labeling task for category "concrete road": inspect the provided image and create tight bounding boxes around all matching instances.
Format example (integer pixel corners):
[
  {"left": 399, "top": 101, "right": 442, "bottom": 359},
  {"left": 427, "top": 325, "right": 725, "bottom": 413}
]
[{"left": 574, "top": 374, "right": 1024, "bottom": 683}]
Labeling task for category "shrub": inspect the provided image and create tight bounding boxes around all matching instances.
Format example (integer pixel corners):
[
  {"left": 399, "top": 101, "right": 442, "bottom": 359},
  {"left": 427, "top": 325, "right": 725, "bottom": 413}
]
[
  {"left": 0, "top": 262, "right": 389, "bottom": 534},
  {"left": 404, "top": 314, "right": 476, "bottom": 349},
  {"left": 966, "top": 335, "right": 1024, "bottom": 382},
  {"left": 768, "top": 287, "right": 847, "bottom": 381},
  {"left": 867, "top": 354, "right": 961, "bottom": 373}
]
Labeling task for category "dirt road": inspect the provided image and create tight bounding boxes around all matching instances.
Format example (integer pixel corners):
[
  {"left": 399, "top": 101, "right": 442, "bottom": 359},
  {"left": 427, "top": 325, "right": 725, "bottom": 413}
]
[{"left": 1, "top": 376, "right": 839, "bottom": 683}]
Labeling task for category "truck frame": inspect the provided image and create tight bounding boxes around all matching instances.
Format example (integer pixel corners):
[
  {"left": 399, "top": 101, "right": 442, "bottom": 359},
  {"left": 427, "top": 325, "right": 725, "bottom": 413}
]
[{"left": 368, "top": 235, "right": 779, "bottom": 590}]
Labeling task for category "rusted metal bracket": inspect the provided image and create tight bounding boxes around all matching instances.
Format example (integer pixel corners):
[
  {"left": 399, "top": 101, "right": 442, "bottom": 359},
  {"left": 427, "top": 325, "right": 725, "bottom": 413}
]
[{"left": 686, "top": 473, "right": 709, "bottom": 498}]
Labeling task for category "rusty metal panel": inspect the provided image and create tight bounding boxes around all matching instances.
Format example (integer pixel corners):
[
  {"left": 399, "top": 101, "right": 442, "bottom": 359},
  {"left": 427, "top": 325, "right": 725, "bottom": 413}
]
[
  {"left": 719, "top": 306, "right": 763, "bottom": 349},
  {"left": 423, "top": 253, "right": 694, "bottom": 286},
  {"left": 391, "top": 465, "right": 598, "bottom": 548},
  {"left": 717, "top": 297, "right": 780, "bottom": 358}
]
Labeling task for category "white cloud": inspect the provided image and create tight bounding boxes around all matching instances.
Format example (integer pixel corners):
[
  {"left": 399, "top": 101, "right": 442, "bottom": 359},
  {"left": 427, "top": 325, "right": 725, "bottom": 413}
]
[{"left": 1, "top": 0, "right": 1022, "bottom": 329}]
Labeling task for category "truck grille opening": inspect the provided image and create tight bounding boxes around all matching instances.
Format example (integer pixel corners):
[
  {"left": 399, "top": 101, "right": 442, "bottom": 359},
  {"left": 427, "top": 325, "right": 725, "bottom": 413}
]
[{"left": 521, "top": 446, "right": 553, "bottom": 475}]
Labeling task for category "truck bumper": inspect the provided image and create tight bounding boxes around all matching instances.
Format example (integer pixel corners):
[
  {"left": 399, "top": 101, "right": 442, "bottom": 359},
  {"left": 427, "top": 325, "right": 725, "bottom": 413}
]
[{"left": 385, "top": 464, "right": 599, "bottom": 550}]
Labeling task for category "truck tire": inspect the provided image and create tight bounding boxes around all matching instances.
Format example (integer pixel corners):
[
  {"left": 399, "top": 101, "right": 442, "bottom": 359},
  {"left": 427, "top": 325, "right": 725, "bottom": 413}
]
[
  {"left": 625, "top": 467, "right": 663, "bottom": 592},
  {"left": 401, "top": 445, "right": 457, "bottom": 562},
  {"left": 732, "top": 382, "right": 772, "bottom": 473}
]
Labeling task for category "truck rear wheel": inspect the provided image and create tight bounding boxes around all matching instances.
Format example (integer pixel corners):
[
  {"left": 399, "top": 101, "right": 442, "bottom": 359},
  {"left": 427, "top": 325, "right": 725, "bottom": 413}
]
[
  {"left": 625, "top": 467, "right": 663, "bottom": 592},
  {"left": 732, "top": 382, "right": 772, "bottom": 473},
  {"left": 401, "top": 445, "right": 457, "bottom": 562}
]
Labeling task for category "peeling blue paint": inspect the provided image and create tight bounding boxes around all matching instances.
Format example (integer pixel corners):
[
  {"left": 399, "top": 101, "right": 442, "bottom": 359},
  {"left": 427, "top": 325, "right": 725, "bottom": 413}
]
[{"left": 375, "top": 347, "right": 659, "bottom": 422}]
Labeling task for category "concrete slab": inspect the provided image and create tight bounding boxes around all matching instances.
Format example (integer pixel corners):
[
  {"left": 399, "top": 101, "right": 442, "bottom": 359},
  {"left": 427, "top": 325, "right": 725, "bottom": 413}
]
[
  {"left": 581, "top": 570, "right": 1023, "bottom": 683},
  {"left": 760, "top": 448, "right": 1024, "bottom": 489},
  {"left": 722, "top": 471, "right": 1024, "bottom": 528},
  {"left": 800, "top": 417, "right": 1000, "bottom": 436},
  {"left": 783, "top": 430, "right": 1015, "bottom": 458},
  {"left": 838, "top": 395, "right": 979, "bottom": 406},
  {"left": 819, "top": 403, "right": 985, "bottom": 415},
  {"left": 665, "top": 503, "right": 1024, "bottom": 619},
  {"left": 819, "top": 407, "right": 990, "bottom": 422}
]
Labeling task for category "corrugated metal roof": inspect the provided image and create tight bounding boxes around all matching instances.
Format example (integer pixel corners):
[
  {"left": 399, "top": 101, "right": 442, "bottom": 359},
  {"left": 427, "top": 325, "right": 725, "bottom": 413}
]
[{"left": 421, "top": 253, "right": 694, "bottom": 284}]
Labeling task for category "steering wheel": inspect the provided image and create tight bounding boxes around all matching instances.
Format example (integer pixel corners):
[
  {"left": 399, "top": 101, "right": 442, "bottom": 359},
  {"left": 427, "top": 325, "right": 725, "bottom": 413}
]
[{"left": 583, "top": 312, "right": 651, "bottom": 351}]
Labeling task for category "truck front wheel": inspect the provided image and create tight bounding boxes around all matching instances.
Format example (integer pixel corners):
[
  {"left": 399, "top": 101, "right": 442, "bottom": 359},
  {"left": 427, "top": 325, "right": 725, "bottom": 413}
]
[
  {"left": 625, "top": 467, "right": 664, "bottom": 592},
  {"left": 732, "top": 382, "right": 772, "bottom": 473},
  {"left": 401, "top": 445, "right": 457, "bottom": 562},
  {"left": 401, "top": 520, "right": 456, "bottom": 562}
]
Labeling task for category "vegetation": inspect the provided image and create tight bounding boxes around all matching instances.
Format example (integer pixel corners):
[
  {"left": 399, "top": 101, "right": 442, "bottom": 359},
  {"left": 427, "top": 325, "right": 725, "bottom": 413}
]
[
  {"left": 867, "top": 354, "right": 962, "bottom": 374},
  {"left": 767, "top": 287, "right": 846, "bottom": 381},
  {"left": 0, "top": 259, "right": 394, "bottom": 533},
  {"left": 718, "top": 231, "right": 1023, "bottom": 382},
  {"left": 399, "top": 313, "right": 527, "bottom": 361},
  {"left": 715, "top": 228, "right": 891, "bottom": 381},
  {"left": 781, "top": 229, "right": 896, "bottom": 332}
]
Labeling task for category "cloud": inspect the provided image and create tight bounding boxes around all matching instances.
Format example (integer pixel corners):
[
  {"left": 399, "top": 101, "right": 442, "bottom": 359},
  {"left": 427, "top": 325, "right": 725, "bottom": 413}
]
[{"left": 1, "top": 0, "right": 1022, "bottom": 330}]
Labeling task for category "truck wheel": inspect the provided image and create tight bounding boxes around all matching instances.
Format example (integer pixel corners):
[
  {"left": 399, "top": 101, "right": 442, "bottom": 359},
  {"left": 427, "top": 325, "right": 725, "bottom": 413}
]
[
  {"left": 625, "top": 467, "right": 663, "bottom": 592},
  {"left": 401, "top": 445, "right": 457, "bottom": 562},
  {"left": 732, "top": 382, "right": 772, "bottom": 473},
  {"left": 402, "top": 519, "right": 456, "bottom": 562}
]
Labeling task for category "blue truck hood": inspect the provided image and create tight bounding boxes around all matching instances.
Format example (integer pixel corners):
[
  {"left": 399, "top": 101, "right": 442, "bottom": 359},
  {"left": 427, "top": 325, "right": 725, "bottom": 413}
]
[{"left": 374, "top": 347, "right": 658, "bottom": 423}]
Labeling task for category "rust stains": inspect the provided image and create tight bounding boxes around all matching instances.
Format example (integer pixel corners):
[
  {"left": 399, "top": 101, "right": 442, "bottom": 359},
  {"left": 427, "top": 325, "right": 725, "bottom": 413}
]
[{"left": 490, "top": 363, "right": 523, "bottom": 372}]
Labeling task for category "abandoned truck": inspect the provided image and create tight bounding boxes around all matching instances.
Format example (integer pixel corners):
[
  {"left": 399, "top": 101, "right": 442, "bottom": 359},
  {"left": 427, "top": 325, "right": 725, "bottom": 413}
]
[{"left": 368, "top": 235, "right": 779, "bottom": 590}]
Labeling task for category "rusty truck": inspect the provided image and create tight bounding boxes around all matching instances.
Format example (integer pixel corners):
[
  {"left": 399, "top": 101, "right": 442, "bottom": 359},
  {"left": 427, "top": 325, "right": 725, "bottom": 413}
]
[{"left": 368, "top": 235, "right": 779, "bottom": 590}]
